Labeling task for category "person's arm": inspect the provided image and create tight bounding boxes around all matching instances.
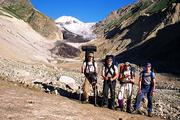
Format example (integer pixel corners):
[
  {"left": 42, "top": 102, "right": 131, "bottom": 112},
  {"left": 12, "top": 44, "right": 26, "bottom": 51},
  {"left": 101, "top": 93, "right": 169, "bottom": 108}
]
[
  {"left": 119, "top": 73, "right": 124, "bottom": 82},
  {"left": 152, "top": 78, "right": 156, "bottom": 91},
  {"left": 101, "top": 66, "right": 108, "bottom": 80},
  {"left": 111, "top": 66, "right": 119, "bottom": 81},
  {"left": 151, "top": 73, "right": 156, "bottom": 96},
  {"left": 130, "top": 71, "right": 135, "bottom": 83},
  {"left": 81, "top": 62, "right": 85, "bottom": 73},
  {"left": 138, "top": 72, "right": 142, "bottom": 94},
  {"left": 94, "top": 62, "right": 98, "bottom": 74}
]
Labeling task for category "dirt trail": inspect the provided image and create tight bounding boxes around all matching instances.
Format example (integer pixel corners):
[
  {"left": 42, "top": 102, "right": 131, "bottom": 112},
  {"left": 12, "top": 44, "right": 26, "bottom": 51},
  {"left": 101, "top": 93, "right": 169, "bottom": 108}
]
[{"left": 0, "top": 80, "right": 162, "bottom": 120}]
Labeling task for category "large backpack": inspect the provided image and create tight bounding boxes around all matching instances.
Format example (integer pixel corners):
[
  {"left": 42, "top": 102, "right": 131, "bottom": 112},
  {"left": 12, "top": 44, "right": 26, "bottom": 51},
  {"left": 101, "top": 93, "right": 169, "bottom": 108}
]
[
  {"left": 82, "top": 45, "right": 97, "bottom": 61},
  {"left": 118, "top": 63, "right": 134, "bottom": 82}
]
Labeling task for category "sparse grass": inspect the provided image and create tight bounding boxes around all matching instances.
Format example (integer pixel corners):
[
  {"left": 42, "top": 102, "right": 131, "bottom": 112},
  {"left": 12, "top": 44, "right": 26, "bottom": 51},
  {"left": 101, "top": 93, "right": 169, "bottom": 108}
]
[
  {"left": 105, "top": 0, "right": 153, "bottom": 30},
  {"left": 138, "top": 0, "right": 152, "bottom": 11},
  {"left": 2, "top": 7, "right": 22, "bottom": 19},
  {"left": 147, "top": 0, "right": 177, "bottom": 14},
  {"left": 105, "top": 19, "right": 119, "bottom": 29},
  {"left": 105, "top": 11, "right": 133, "bottom": 30},
  {"left": 149, "top": 0, "right": 169, "bottom": 13},
  {"left": 0, "top": 9, "right": 12, "bottom": 18},
  {"left": 2, "top": 3, "right": 33, "bottom": 21}
]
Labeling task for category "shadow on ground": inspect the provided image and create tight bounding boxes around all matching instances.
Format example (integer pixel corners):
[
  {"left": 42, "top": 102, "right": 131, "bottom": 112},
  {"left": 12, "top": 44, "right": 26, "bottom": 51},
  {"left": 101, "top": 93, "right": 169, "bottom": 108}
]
[{"left": 34, "top": 81, "right": 104, "bottom": 106}]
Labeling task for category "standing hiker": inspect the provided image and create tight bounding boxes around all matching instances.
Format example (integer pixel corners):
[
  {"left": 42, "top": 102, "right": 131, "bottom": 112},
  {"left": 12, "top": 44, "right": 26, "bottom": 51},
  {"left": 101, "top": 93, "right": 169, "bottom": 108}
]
[
  {"left": 118, "top": 62, "right": 135, "bottom": 113},
  {"left": 101, "top": 55, "right": 118, "bottom": 109},
  {"left": 133, "top": 63, "right": 156, "bottom": 117},
  {"left": 81, "top": 52, "right": 98, "bottom": 105}
]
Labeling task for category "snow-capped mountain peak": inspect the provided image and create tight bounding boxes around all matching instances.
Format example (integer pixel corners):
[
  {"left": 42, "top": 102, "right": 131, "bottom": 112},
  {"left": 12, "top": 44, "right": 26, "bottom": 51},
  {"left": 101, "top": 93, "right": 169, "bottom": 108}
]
[
  {"left": 55, "top": 16, "right": 96, "bottom": 40},
  {"left": 55, "top": 16, "right": 83, "bottom": 25}
]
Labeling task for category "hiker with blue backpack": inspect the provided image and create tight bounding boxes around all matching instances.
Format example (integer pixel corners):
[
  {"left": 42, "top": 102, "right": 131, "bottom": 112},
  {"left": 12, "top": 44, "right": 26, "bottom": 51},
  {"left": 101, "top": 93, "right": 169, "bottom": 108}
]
[
  {"left": 133, "top": 63, "right": 156, "bottom": 117},
  {"left": 118, "top": 62, "right": 135, "bottom": 113},
  {"left": 101, "top": 55, "right": 119, "bottom": 109}
]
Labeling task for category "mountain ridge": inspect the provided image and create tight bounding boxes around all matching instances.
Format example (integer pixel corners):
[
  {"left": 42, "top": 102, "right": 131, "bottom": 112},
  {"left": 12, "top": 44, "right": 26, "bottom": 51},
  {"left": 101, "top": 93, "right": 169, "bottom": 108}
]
[
  {"left": 0, "top": 0, "right": 63, "bottom": 40},
  {"left": 94, "top": 0, "right": 180, "bottom": 74}
]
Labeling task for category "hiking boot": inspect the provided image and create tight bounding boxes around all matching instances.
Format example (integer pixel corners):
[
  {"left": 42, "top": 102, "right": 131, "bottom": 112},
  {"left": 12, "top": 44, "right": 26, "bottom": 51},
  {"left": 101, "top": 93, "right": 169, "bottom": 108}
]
[
  {"left": 94, "top": 103, "right": 99, "bottom": 107},
  {"left": 102, "top": 104, "right": 108, "bottom": 108},
  {"left": 148, "top": 112, "right": 153, "bottom": 117},
  {"left": 114, "top": 106, "right": 123, "bottom": 111},
  {"left": 110, "top": 106, "right": 115, "bottom": 110},
  {"left": 127, "top": 108, "right": 132, "bottom": 113},
  {"left": 82, "top": 99, "right": 89, "bottom": 104},
  {"left": 132, "top": 109, "right": 143, "bottom": 114}
]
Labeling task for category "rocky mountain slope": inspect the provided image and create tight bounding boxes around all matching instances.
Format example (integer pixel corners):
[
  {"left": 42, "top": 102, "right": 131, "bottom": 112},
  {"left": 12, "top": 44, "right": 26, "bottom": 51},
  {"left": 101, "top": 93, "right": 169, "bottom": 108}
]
[
  {"left": 0, "top": 9, "right": 52, "bottom": 63},
  {"left": 0, "top": 0, "right": 63, "bottom": 40},
  {"left": 94, "top": 0, "right": 180, "bottom": 74}
]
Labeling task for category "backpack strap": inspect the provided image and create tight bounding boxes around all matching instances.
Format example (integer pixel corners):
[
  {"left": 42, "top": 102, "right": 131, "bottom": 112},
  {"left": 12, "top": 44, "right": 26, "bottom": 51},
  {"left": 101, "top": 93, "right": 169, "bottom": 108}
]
[
  {"left": 105, "top": 65, "right": 115, "bottom": 77},
  {"left": 150, "top": 71, "right": 154, "bottom": 80},
  {"left": 120, "top": 64, "right": 126, "bottom": 79},
  {"left": 84, "top": 61, "right": 88, "bottom": 74},
  {"left": 92, "top": 60, "right": 96, "bottom": 73},
  {"left": 141, "top": 71, "right": 154, "bottom": 86},
  {"left": 84, "top": 60, "right": 96, "bottom": 74},
  {"left": 130, "top": 66, "right": 134, "bottom": 79}
]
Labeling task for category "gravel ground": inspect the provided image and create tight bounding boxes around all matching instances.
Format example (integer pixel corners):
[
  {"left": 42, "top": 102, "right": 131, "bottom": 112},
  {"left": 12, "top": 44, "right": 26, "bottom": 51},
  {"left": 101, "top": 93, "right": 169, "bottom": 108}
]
[{"left": 0, "top": 57, "right": 179, "bottom": 120}]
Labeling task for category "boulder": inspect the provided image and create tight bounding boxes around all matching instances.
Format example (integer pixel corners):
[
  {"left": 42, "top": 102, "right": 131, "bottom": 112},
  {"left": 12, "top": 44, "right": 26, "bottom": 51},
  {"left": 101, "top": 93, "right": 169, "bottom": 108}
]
[{"left": 58, "top": 76, "right": 78, "bottom": 91}]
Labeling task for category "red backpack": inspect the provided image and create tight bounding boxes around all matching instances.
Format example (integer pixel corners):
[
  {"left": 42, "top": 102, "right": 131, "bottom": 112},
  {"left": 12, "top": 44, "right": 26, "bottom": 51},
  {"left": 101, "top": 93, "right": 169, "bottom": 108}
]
[
  {"left": 118, "top": 63, "right": 134, "bottom": 81},
  {"left": 118, "top": 64, "right": 125, "bottom": 80}
]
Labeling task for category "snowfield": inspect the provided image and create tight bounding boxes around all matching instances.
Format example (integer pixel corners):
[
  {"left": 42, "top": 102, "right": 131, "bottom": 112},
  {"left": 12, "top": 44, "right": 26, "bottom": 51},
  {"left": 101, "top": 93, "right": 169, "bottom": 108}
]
[{"left": 55, "top": 16, "right": 96, "bottom": 40}]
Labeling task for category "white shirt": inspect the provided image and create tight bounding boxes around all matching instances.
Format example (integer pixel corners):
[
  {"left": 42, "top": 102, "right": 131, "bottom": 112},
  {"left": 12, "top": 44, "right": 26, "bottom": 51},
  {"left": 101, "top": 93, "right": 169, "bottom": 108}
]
[{"left": 83, "top": 61, "right": 97, "bottom": 73}]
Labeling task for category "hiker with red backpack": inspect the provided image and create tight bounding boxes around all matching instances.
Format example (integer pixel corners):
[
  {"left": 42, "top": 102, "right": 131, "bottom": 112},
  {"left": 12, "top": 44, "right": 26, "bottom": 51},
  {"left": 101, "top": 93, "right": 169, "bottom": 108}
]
[
  {"left": 81, "top": 52, "right": 98, "bottom": 105},
  {"left": 133, "top": 63, "right": 156, "bottom": 117},
  {"left": 101, "top": 55, "right": 119, "bottom": 109},
  {"left": 118, "top": 62, "right": 135, "bottom": 113}
]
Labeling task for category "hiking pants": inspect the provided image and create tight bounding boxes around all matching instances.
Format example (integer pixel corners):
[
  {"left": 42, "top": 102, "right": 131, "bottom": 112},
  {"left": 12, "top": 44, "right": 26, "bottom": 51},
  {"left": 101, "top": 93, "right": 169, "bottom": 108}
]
[
  {"left": 82, "top": 78, "right": 96, "bottom": 101},
  {"left": 102, "top": 80, "right": 116, "bottom": 108},
  {"left": 134, "top": 85, "right": 153, "bottom": 112},
  {"left": 118, "top": 83, "right": 133, "bottom": 110}
]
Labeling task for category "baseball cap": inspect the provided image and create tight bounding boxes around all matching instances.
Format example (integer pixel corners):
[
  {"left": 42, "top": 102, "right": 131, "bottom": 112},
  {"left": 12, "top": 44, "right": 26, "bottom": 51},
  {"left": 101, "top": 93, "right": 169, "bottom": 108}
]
[
  {"left": 125, "top": 62, "right": 130, "bottom": 66},
  {"left": 147, "top": 63, "right": 151, "bottom": 67}
]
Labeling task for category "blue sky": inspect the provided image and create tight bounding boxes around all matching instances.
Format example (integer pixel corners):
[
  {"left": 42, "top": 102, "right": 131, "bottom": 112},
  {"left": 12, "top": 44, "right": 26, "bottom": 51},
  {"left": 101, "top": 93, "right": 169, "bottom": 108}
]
[{"left": 31, "top": 0, "right": 136, "bottom": 23}]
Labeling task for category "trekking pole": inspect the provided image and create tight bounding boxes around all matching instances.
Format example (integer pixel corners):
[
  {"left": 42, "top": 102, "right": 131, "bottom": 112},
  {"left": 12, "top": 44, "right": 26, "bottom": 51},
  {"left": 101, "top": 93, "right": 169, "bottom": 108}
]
[
  {"left": 79, "top": 85, "right": 82, "bottom": 102},
  {"left": 94, "top": 82, "right": 97, "bottom": 106},
  {"left": 79, "top": 76, "right": 84, "bottom": 103}
]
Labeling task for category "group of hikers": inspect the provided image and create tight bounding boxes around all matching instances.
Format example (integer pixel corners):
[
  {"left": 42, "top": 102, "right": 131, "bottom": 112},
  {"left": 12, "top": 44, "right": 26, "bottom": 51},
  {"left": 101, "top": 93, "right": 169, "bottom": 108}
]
[{"left": 81, "top": 51, "right": 156, "bottom": 117}]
